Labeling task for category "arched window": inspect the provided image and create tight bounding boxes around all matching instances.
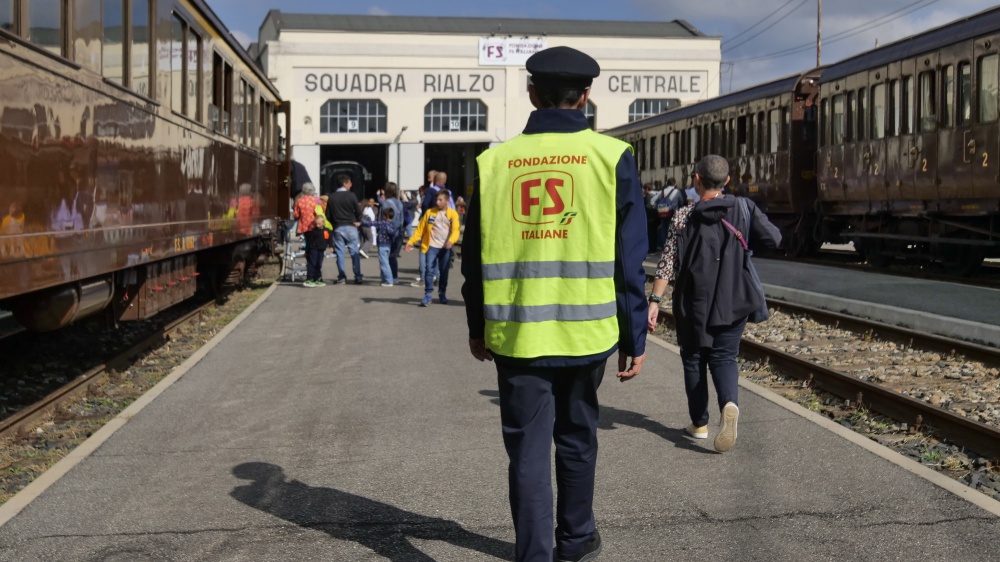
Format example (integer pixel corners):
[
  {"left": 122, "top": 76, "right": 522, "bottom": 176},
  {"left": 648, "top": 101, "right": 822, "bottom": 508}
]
[
  {"left": 584, "top": 100, "right": 596, "bottom": 129},
  {"left": 628, "top": 99, "right": 680, "bottom": 122},
  {"left": 320, "top": 99, "right": 387, "bottom": 133},
  {"left": 424, "top": 99, "right": 488, "bottom": 132}
]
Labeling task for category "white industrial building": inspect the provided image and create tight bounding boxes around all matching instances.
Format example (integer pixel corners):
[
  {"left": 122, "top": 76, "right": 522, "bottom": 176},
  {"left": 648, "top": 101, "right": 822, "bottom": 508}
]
[{"left": 252, "top": 11, "right": 721, "bottom": 198}]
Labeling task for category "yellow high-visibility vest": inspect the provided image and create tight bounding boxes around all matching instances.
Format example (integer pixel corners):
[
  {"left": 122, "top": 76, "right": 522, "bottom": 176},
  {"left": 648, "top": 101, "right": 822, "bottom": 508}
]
[{"left": 476, "top": 128, "right": 630, "bottom": 358}]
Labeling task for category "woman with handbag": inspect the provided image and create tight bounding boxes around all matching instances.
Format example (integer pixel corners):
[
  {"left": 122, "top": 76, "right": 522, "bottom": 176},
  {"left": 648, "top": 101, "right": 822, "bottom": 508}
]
[{"left": 647, "top": 155, "right": 782, "bottom": 452}]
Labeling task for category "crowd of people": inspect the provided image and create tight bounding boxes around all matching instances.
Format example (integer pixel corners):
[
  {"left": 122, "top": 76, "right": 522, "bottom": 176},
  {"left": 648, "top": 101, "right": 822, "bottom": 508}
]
[{"left": 289, "top": 169, "right": 463, "bottom": 304}]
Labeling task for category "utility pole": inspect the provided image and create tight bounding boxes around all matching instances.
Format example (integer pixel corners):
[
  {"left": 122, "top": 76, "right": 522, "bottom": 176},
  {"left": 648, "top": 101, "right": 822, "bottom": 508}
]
[{"left": 817, "top": 0, "right": 822, "bottom": 66}]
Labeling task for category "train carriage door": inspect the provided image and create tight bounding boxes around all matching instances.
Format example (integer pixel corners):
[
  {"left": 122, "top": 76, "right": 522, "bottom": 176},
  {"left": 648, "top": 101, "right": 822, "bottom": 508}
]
[
  {"left": 827, "top": 85, "right": 847, "bottom": 203},
  {"left": 971, "top": 36, "right": 1000, "bottom": 199},
  {"left": 914, "top": 54, "right": 940, "bottom": 203},
  {"left": 937, "top": 44, "right": 967, "bottom": 203},
  {"left": 898, "top": 58, "right": 918, "bottom": 203},
  {"left": 867, "top": 68, "right": 889, "bottom": 212},
  {"left": 885, "top": 61, "right": 907, "bottom": 206}
]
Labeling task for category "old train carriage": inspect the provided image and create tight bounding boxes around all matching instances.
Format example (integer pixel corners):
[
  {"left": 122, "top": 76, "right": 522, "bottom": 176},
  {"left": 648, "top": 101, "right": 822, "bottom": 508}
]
[
  {"left": 816, "top": 6, "right": 1000, "bottom": 272},
  {"left": 0, "top": 0, "right": 289, "bottom": 331},
  {"left": 606, "top": 71, "right": 821, "bottom": 255}
]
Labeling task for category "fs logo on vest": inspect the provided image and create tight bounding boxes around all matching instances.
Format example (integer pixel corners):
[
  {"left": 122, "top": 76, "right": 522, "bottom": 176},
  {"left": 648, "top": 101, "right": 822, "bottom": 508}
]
[{"left": 511, "top": 171, "right": 575, "bottom": 225}]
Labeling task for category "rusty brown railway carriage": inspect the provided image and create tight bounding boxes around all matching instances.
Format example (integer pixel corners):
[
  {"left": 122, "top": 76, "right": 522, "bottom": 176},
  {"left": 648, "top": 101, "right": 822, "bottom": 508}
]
[
  {"left": 0, "top": 0, "right": 291, "bottom": 332},
  {"left": 605, "top": 71, "right": 822, "bottom": 255},
  {"left": 816, "top": 7, "right": 1000, "bottom": 272}
]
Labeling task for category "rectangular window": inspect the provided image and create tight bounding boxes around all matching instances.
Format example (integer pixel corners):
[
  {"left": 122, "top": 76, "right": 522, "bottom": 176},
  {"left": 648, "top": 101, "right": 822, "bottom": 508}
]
[
  {"left": 186, "top": 29, "right": 200, "bottom": 120},
  {"left": 903, "top": 76, "right": 914, "bottom": 133},
  {"left": 649, "top": 136, "right": 657, "bottom": 169},
  {"left": 846, "top": 91, "right": 855, "bottom": 142},
  {"left": 756, "top": 112, "right": 766, "bottom": 154},
  {"left": 819, "top": 99, "right": 828, "bottom": 147},
  {"left": 170, "top": 15, "right": 183, "bottom": 112},
  {"left": 978, "top": 54, "right": 998, "bottom": 123},
  {"left": 889, "top": 79, "right": 900, "bottom": 136},
  {"left": 1, "top": 0, "right": 14, "bottom": 34},
  {"left": 669, "top": 132, "right": 678, "bottom": 166},
  {"left": 73, "top": 0, "right": 101, "bottom": 73},
  {"left": 958, "top": 62, "right": 971, "bottom": 126},
  {"left": 102, "top": 0, "right": 123, "bottom": 84},
  {"left": 711, "top": 121, "right": 722, "bottom": 154},
  {"left": 782, "top": 107, "right": 790, "bottom": 148},
  {"left": 871, "top": 84, "right": 886, "bottom": 139},
  {"left": 259, "top": 95, "right": 267, "bottom": 153},
  {"left": 660, "top": 134, "right": 666, "bottom": 169},
  {"left": 736, "top": 116, "right": 748, "bottom": 155},
  {"left": 28, "top": 0, "right": 63, "bottom": 55},
  {"left": 131, "top": 0, "right": 150, "bottom": 96},
  {"left": 941, "top": 65, "right": 954, "bottom": 128},
  {"left": 237, "top": 78, "right": 248, "bottom": 141},
  {"left": 857, "top": 87, "right": 867, "bottom": 141},
  {"left": 919, "top": 71, "right": 936, "bottom": 132},
  {"left": 832, "top": 94, "right": 846, "bottom": 145},
  {"left": 769, "top": 109, "right": 781, "bottom": 152}
]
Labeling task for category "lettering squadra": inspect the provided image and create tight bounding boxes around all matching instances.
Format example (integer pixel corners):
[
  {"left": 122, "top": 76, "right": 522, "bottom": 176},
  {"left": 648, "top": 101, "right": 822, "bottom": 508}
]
[
  {"left": 303, "top": 72, "right": 496, "bottom": 93},
  {"left": 508, "top": 155, "right": 587, "bottom": 169}
]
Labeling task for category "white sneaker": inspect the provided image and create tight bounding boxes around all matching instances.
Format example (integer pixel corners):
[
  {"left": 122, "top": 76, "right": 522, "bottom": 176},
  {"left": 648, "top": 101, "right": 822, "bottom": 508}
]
[
  {"left": 380, "top": 283, "right": 393, "bottom": 287},
  {"left": 715, "top": 403, "right": 739, "bottom": 452},
  {"left": 359, "top": 250, "right": 369, "bottom": 259}
]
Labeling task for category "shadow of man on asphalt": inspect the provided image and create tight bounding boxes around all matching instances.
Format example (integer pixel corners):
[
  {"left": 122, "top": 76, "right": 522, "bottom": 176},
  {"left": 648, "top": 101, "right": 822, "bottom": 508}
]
[
  {"left": 230, "top": 462, "right": 513, "bottom": 561},
  {"left": 478, "top": 390, "right": 717, "bottom": 454}
]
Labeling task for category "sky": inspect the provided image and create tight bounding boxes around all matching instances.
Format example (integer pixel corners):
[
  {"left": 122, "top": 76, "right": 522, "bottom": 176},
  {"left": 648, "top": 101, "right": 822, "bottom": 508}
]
[{"left": 211, "top": 0, "right": 999, "bottom": 93}]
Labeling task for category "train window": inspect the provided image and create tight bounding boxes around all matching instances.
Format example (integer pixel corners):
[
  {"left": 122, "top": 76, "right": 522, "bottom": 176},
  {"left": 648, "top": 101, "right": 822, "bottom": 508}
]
[
  {"left": 736, "top": 116, "right": 748, "bottom": 155},
  {"left": 424, "top": 99, "right": 484, "bottom": 132},
  {"left": 977, "top": 54, "right": 998, "bottom": 123},
  {"left": 918, "top": 71, "right": 936, "bottom": 132},
  {"left": 169, "top": 15, "right": 183, "bottom": 112},
  {"left": 583, "top": 100, "right": 596, "bottom": 129},
  {"left": 224, "top": 60, "right": 234, "bottom": 134},
  {"left": 832, "top": 94, "right": 846, "bottom": 145},
  {"left": 782, "top": 107, "right": 790, "bottom": 149},
  {"left": 756, "top": 112, "right": 765, "bottom": 155},
  {"left": 903, "top": 76, "right": 915, "bottom": 134},
  {"left": 769, "top": 109, "right": 781, "bottom": 152},
  {"left": 871, "top": 84, "right": 886, "bottom": 139},
  {"left": 636, "top": 138, "right": 645, "bottom": 171},
  {"left": 650, "top": 136, "right": 657, "bottom": 169},
  {"left": 259, "top": 96, "right": 267, "bottom": 152},
  {"left": 689, "top": 128, "right": 699, "bottom": 162},
  {"left": 237, "top": 78, "right": 249, "bottom": 141},
  {"left": 702, "top": 124, "right": 709, "bottom": 156},
  {"left": 1, "top": 0, "right": 13, "bottom": 34},
  {"left": 102, "top": 0, "right": 124, "bottom": 84},
  {"left": 958, "top": 62, "right": 971, "bottom": 126},
  {"left": 857, "top": 88, "right": 867, "bottom": 141},
  {"left": 28, "top": 0, "right": 63, "bottom": 56},
  {"left": 660, "top": 134, "right": 666, "bottom": 168},
  {"left": 819, "top": 99, "right": 828, "bottom": 147},
  {"left": 941, "top": 65, "right": 954, "bottom": 128},
  {"left": 669, "top": 132, "right": 678, "bottom": 166},
  {"left": 73, "top": 0, "right": 101, "bottom": 73},
  {"left": 131, "top": 0, "right": 150, "bottom": 96},
  {"left": 846, "top": 92, "right": 855, "bottom": 142},
  {"left": 709, "top": 122, "right": 720, "bottom": 154},
  {"left": 186, "top": 29, "right": 201, "bottom": 121},
  {"left": 248, "top": 86, "right": 257, "bottom": 146},
  {"left": 888, "top": 79, "right": 900, "bottom": 136}
]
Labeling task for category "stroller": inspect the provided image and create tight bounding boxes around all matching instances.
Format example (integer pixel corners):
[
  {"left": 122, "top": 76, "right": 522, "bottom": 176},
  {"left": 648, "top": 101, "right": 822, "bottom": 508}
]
[{"left": 279, "top": 219, "right": 308, "bottom": 282}]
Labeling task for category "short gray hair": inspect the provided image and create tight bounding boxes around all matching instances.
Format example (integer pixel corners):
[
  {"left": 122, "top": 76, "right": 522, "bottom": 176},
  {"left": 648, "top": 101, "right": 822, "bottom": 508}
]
[
  {"left": 301, "top": 182, "right": 317, "bottom": 196},
  {"left": 695, "top": 155, "right": 730, "bottom": 189}
]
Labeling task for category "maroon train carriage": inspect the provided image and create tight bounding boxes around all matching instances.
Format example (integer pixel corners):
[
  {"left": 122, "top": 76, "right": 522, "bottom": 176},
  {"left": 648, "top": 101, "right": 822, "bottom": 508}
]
[
  {"left": 605, "top": 70, "right": 823, "bottom": 256},
  {"left": 815, "top": 6, "right": 1000, "bottom": 273},
  {"left": 0, "top": 0, "right": 291, "bottom": 332}
]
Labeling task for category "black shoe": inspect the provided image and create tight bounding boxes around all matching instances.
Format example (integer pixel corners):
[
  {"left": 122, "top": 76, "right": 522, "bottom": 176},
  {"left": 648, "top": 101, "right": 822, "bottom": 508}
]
[
  {"left": 557, "top": 529, "right": 602, "bottom": 562},
  {"left": 354, "top": 278, "right": 363, "bottom": 285}
]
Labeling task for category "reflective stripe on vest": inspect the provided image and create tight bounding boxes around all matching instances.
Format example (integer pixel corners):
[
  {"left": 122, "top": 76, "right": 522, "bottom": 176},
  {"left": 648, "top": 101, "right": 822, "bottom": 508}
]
[
  {"left": 476, "top": 128, "right": 630, "bottom": 358},
  {"left": 482, "top": 260, "right": 615, "bottom": 281}
]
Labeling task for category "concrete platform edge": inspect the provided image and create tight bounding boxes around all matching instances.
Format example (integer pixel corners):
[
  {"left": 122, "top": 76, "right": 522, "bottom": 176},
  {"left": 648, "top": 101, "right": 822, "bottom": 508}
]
[
  {"left": 763, "top": 284, "right": 1000, "bottom": 348},
  {"left": 0, "top": 283, "right": 279, "bottom": 528},
  {"left": 646, "top": 331, "right": 1000, "bottom": 518}
]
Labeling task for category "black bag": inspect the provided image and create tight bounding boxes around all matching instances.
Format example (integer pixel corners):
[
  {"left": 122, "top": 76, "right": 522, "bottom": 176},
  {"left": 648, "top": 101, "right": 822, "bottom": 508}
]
[{"left": 720, "top": 198, "right": 769, "bottom": 323}]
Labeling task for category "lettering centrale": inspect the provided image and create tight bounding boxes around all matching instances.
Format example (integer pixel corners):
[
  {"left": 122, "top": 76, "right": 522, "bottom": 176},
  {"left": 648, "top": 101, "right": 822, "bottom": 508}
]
[{"left": 607, "top": 74, "right": 702, "bottom": 94}]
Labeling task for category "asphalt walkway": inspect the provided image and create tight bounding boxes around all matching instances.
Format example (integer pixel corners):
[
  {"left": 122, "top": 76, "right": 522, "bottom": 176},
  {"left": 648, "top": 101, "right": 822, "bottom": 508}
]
[{"left": 0, "top": 253, "right": 997, "bottom": 561}]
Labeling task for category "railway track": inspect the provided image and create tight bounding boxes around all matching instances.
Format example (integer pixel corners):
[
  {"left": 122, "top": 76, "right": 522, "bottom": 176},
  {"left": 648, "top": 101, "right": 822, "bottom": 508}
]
[
  {"left": 650, "top": 296, "right": 1000, "bottom": 461},
  {"left": 0, "top": 300, "right": 215, "bottom": 440}
]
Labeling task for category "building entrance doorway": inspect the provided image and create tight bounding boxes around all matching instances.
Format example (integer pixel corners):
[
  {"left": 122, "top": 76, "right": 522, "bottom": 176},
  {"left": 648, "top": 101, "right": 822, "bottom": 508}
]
[
  {"left": 425, "top": 143, "right": 490, "bottom": 200},
  {"left": 320, "top": 144, "right": 388, "bottom": 200}
]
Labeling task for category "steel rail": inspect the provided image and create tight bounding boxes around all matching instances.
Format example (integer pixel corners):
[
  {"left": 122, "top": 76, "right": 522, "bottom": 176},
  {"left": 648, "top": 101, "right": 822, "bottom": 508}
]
[
  {"left": 0, "top": 301, "right": 214, "bottom": 440},
  {"left": 654, "top": 307, "right": 1000, "bottom": 460}
]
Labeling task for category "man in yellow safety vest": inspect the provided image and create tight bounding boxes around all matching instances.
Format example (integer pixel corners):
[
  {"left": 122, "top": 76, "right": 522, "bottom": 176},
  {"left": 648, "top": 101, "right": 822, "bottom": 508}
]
[{"left": 462, "top": 46, "right": 649, "bottom": 562}]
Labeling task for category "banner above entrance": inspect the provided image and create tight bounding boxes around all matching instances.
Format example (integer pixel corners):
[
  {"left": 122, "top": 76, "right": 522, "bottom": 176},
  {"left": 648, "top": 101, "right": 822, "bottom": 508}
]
[{"left": 479, "top": 37, "right": 548, "bottom": 66}]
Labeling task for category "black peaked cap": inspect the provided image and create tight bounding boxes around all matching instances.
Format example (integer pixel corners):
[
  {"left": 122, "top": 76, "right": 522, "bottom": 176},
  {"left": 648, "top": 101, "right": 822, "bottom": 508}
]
[{"left": 526, "top": 46, "right": 600, "bottom": 82}]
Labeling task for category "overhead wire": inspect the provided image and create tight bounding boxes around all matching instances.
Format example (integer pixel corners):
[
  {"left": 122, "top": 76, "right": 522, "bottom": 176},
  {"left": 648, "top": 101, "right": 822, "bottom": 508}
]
[
  {"left": 723, "top": 0, "right": 811, "bottom": 53},
  {"left": 723, "top": 0, "right": 800, "bottom": 46},
  {"left": 725, "top": 0, "right": 942, "bottom": 64}
]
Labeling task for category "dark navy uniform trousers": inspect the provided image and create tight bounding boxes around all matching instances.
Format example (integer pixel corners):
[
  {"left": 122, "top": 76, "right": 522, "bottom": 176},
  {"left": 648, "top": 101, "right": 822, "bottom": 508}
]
[{"left": 496, "top": 359, "right": 605, "bottom": 562}]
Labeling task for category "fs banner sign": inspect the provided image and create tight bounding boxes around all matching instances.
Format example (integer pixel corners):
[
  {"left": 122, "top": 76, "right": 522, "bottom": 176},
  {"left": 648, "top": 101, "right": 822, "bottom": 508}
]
[{"left": 479, "top": 37, "right": 548, "bottom": 66}]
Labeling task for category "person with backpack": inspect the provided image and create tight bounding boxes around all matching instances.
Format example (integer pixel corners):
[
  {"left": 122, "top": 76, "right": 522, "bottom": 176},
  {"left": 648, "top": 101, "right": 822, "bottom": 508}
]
[
  {"left": 646, "top": 155, "right": 781, "bottom": 453},
  {"left": 655, "top": 177, "right": 686, "bottom": 249}
]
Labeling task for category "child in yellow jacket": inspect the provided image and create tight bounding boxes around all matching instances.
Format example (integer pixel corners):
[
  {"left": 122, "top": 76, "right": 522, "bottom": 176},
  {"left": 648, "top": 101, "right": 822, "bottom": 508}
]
[{"left": 406, "top": 189, "right": 461, "bottom": 306}]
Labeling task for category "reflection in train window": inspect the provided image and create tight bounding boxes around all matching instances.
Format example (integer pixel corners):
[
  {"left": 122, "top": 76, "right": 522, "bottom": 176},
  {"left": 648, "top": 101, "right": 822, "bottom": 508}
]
[
  {"left": 186, "top": 28, "right": 201, "bottom": 121},
  {"left": 650, "top": 135, "right": 657, "bottom": 169},
  {"left": 941, "top": 65, "right": 954, "bottom": 128},
  {"left": 888, "top": 79, "right": 900, "bottom": 136},
  {"left": 0, "top": 0, "right": 13, "bottom": 34},
  {"left": 668, "top": 132, "right": 678, "bottom": 166},
  {"left": 958, "top": 62, "right": 971, "bottom": 126},
  {"left": 846, "top": 91, "right": 855, "bottom": 142},
  {"left": 688, "top": 127, "right": 699, "bottom": 163},
  {"left": 856, "top": 87, "right": 866, "bottom": 141},
  {"left": 977, "top": 54, "right": 998, "bottom": 123},
  {"left": 28, "top": 0, "right": 62, "bottom": 56},
  {"left": 819, "top": 98, "right": 828, "bottom": 147},
  {"left": 170, "top": 15, "right": 183, "bottom": 112},
  {"left": 73, "top": 0, "right": 101, "bottom": 73},
  {"left": 736, "top": 115, "right": 748, "bottom": 155},
  {"left": 660, "top": 134, "right": 666, "bottom": 168},
  {"left": 102, "top": 0, "right": 123, "bottom": 84},
  {"left": 902, "top": 76, "right": 914, "bottom": 134},
  {"left": 832, "top": 94, "right": 846, "bottom": 145},
  {"left": 131, "top": 0, "right": 150, "bottom": 96},
  {"left": 871, "top": 84, "right": 886, "bottom": 139},
  {"left": 769, "top": 109, "right": 781, "bottom": 152},
  {"left": 919, "top": 71, "right": 936, "bottom": 132}
]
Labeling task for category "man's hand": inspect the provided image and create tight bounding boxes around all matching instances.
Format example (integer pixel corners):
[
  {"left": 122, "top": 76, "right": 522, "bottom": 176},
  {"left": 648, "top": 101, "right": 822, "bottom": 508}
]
[
  {"left": 647, "top": 302, "right": 660, "bottom": 332},
  {"left": 469, "top": 338, "right": 494, "bottom": 362},
  {"left": 616, "top": 352, "right": 645, "bottom": 382}
]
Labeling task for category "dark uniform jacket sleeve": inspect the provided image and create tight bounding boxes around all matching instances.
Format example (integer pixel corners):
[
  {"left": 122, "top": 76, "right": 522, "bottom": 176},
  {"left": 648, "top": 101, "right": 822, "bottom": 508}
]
[
  {"left": 614, "top": 149, "right": 648, "bottom": 357},
  {"left": 461, "top": 180, "right": 485, "bottom": 339}
]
